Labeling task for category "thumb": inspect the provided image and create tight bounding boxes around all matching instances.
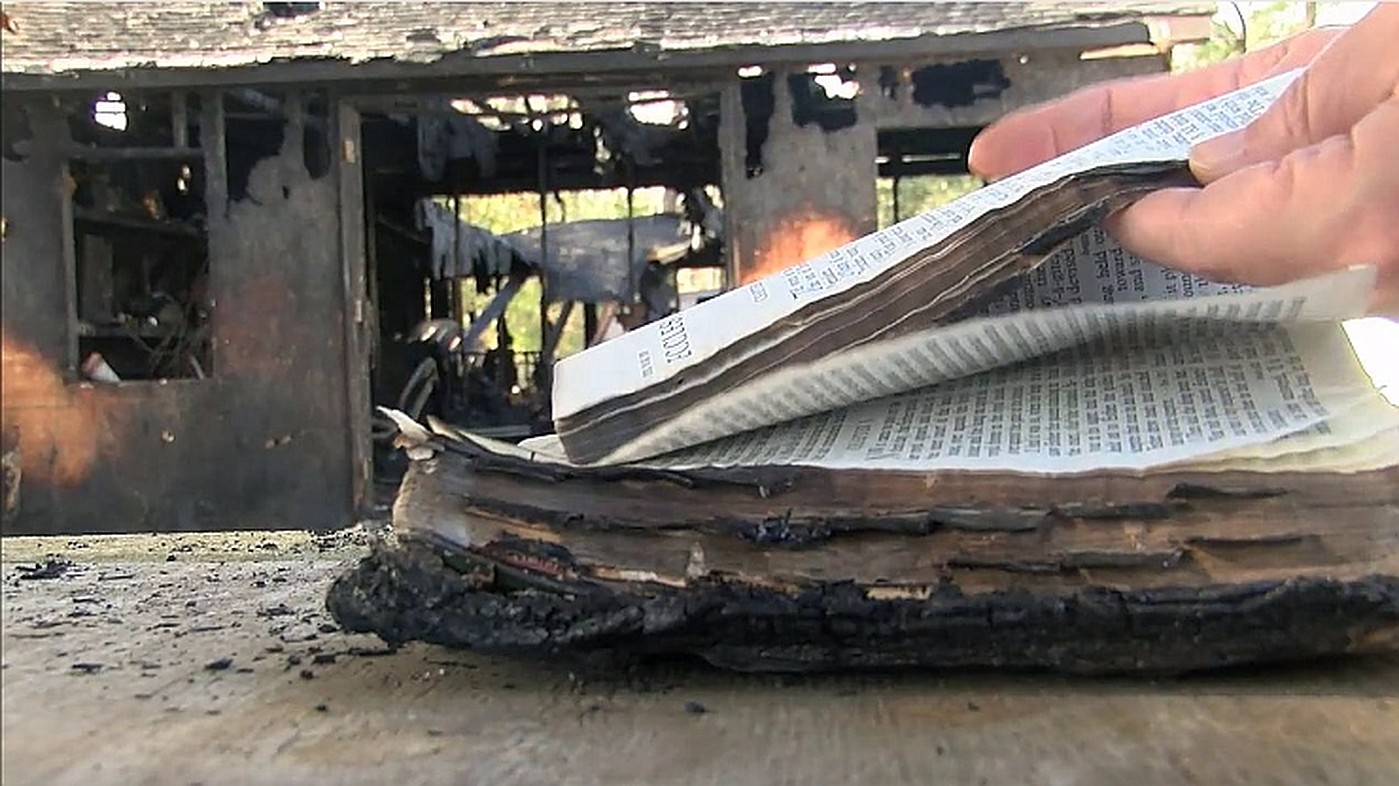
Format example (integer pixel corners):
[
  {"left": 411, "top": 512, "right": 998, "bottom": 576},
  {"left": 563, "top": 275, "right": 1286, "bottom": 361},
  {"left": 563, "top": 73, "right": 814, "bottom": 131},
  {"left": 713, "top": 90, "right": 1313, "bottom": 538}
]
[{"left": 1189, "top": 68, "right": 1326, "bottom": 182}]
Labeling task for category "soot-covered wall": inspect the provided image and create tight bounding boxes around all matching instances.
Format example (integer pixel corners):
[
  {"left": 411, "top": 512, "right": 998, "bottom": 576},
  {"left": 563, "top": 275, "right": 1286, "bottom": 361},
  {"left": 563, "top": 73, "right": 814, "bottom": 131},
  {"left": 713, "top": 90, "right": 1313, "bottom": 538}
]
[{"left": 1, "top": 106, "right": 355, "bottom": 534}]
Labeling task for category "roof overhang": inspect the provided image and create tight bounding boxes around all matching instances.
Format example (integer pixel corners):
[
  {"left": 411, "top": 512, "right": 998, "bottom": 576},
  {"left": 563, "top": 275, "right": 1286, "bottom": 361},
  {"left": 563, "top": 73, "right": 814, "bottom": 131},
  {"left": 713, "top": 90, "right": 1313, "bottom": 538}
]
[{"left": 1, "top": 18, "right": 1206, "bottom": 94}]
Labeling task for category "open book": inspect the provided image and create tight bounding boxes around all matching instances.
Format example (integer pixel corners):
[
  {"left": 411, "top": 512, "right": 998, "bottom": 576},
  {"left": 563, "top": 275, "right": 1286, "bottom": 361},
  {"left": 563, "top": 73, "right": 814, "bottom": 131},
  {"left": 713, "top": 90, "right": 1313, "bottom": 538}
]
[{"left": 349, "top": 69, "right": 1398, "bottom": 673}]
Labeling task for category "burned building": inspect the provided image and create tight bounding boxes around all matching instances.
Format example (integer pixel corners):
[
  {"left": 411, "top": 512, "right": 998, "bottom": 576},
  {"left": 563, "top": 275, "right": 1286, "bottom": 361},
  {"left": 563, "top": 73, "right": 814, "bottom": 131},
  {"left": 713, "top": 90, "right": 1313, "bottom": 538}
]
[{"left": 0, "top": 1, "right": 1212, "bottom": 534}]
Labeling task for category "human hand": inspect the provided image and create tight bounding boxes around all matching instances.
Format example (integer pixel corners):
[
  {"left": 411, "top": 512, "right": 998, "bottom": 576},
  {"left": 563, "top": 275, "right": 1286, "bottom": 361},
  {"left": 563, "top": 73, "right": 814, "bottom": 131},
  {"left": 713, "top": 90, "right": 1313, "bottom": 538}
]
[{"left": 968, "top": 6, "right": 1399, "bottom": 314}]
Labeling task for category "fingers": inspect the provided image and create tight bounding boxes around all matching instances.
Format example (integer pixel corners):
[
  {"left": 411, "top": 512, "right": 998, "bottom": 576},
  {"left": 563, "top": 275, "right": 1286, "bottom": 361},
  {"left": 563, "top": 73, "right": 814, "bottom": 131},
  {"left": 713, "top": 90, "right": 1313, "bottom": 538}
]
[
  {"left": 1191, "top": 3, "right": 1399, "bottom": 182},
  {"left": 1107, "top": 96, "right": 1399, "bottom": 314},
  {"left": 967, "top": 26, "right": 1341, "bottom": 180}
]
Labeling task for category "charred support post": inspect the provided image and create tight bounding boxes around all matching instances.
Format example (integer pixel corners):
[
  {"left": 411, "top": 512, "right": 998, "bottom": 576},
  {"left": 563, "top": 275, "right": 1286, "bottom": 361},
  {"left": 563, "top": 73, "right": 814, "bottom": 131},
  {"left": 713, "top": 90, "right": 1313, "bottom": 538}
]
[
  {"left": 539, "top": 300, "right": 574, "bottom": 370},
  {"left": 171, "top": 92, "right": 189, "bottom": 149},
  {"left": 719, "top": 67, "right": 878, "bottom": 284},
  {"left": 583, "top": 304, "right": 599, "bottom": 348},
  {"left": 625, "top": 162, "right": 637, "bottom": 306},
  {"left": 535, "top": 139, "right": 554, "bottom": 393},
  {"left": 49, "top": 107, "right": 81, "bottom": 378},
  {"left": 450, "top": 153, "right": 462, "bottom": 324},
  {"left": 336, "top": 97, "right": 373, "bottom": 514},
  {"left": 201, "top": 90, "right": 228, "bottom": 221},
  {"left": 891, "top": 158, "right": 902, "bottom": 224}
]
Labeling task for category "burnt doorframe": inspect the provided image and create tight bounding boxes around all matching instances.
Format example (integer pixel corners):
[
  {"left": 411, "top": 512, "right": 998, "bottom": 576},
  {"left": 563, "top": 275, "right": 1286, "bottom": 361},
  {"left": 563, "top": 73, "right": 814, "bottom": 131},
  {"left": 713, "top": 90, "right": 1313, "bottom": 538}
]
[{"left": 333, "top": 97, "right": 373, "bottom": 516}]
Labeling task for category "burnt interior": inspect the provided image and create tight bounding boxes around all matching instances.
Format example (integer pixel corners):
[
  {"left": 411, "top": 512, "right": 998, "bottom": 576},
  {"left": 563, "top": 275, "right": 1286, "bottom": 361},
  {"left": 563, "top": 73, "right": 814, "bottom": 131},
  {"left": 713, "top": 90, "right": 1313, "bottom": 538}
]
[
  {"left": 1, "top": 54, "right": 1024, "bottom": 533},
  {"left": 356, "top": 84, "right": 730, "bottom": 482},
  {"left": 64, "top": 93, "right": 212, "bottom": 382}
]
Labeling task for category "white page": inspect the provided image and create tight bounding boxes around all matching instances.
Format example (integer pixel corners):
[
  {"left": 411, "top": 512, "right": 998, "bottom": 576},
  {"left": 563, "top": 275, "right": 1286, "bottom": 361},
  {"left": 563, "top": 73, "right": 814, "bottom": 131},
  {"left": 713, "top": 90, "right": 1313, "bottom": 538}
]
[
  {"left": 633, "top": 323, "right": 1391, "bottom": 473},
  {"left": 551, "top": 70, "right": 1303, "bottom": 421},
  {"left": 591, "top": 265, "right": 1374, "bottom": 465},
  {"left": 972, "top": 226, "right": 1249, "bottom": 315}
]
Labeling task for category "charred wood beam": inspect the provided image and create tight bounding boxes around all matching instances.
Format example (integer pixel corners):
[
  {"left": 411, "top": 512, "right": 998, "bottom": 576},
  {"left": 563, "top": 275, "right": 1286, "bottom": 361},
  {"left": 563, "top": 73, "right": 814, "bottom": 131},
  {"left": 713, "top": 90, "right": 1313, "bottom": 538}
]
[
  {"left": 13, "top": 142, "right": 203, "bottom": 161},
  {"left": 374, "top": 215, "right": 431, "bottom": 246},
  {"left": 360, "top": 114, "right": 719, "bottom": 195},
  {"left": 3, "top": 22, "right": 1167, "bottom": 92},
  {"left": 200, "top": 90, "right": 227, "bottom": 222},
  {"left": 539, "top": 300, "right": 576, "bottom": 369},
  {"left": 461, "top": 269, "right": 528, "bottom": 351},
  {"left": 227, "top": 88, "right": 329, "bottom": 131},
  {"left": 878, "top": 158, "right": 970, "bottom": 178}
]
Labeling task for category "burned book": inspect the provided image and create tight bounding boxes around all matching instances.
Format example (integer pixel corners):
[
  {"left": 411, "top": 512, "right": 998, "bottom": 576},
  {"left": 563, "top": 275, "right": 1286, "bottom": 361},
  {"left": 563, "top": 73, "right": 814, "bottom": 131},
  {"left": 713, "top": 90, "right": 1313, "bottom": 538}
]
[{"left": 329, "top": 70, "right": 1399, "bottom": 673}]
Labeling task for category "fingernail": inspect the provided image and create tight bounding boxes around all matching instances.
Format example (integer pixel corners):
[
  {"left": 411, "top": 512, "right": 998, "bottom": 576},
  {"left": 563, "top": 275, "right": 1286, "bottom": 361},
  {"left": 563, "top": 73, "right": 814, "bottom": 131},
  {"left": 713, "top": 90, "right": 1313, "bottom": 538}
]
[{"left": 1190, "top": 132, "right": 1244, "bottom": 182}]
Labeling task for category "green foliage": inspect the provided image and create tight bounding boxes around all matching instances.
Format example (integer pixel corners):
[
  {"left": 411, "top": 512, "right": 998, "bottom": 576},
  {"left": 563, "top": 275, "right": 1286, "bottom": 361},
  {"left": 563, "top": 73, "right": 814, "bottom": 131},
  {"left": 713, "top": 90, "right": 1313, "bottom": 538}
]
[
  {"left": 876, "top": 175, "right": 982, "bottom": 228},
  {"left": 451, "top": 187, "right": 671, "bottom": 235},
  {"left": 1171, "top": 2, "right": 1314, "bottom": 72}
]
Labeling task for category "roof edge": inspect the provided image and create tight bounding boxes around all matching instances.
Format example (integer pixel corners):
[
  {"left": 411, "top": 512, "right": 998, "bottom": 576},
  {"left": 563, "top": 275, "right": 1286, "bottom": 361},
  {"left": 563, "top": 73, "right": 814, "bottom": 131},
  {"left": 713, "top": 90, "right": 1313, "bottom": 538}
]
[{"left": 1, "top": 19, "right": 1185, "bottom": 93}]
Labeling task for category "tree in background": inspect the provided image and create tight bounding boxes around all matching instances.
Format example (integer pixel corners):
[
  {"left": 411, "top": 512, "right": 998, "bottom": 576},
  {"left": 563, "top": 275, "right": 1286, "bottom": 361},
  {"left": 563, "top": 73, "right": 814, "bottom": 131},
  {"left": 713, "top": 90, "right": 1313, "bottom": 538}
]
[{"left": 1171, "top": 2, "right": 1316, "bottom": 72}]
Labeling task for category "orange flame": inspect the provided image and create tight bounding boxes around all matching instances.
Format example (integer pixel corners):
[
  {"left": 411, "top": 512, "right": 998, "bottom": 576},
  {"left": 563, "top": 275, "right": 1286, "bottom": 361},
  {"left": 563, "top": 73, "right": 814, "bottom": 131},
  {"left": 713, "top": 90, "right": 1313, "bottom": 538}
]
[
  {"left": 1, "top": 331, "right": 127, "bottom": 487},
  {"left": 742, "top": 210, "right": 856, "bottom": 285}
]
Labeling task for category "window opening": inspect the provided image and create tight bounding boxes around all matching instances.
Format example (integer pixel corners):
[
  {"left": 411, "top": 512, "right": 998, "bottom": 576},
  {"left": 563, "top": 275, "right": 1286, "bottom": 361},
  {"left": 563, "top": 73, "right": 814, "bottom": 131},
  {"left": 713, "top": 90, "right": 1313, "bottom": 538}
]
[{"left": 67, "top": 91, "right": 212, "bottom": 382}]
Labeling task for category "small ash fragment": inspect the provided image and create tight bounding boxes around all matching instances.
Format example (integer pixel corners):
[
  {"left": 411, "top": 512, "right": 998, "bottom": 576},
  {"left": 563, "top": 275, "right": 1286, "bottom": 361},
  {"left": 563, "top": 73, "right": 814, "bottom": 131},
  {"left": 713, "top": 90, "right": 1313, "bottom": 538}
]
[
  {"left": 348, "top": 645, "right": 398, "bottom": 657},
  {"left": 70, "top": 662, "right": 104, "bottom": 674},
  {"left": 19, "top": 558, "right": 72, "bottom": 580},
  {"left": 683, "top": 701, "right": 708, "bottom": 715}
]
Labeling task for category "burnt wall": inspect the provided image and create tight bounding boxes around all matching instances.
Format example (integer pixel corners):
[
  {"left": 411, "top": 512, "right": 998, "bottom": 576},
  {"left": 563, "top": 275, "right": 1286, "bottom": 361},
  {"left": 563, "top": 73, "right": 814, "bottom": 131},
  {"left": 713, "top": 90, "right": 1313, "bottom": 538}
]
[
  {"left": 720, "top": 67, "right": 879, "bottom": 286},
  {"left": 1, "top": 118, "right": 354, "bottom": 535},
  {"left": 717, "top": 51, "right": 1170, "bottom": 285},
  {"left": 860, "top": 50, "right": 1168, "bottom": 130}
]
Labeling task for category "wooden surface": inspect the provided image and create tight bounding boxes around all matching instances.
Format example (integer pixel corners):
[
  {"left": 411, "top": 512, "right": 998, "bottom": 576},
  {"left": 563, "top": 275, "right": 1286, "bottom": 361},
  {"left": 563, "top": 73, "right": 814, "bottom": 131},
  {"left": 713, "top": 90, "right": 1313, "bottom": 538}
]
[{"left": 3, "top": 530, "right": 1398, "bottom": 786}]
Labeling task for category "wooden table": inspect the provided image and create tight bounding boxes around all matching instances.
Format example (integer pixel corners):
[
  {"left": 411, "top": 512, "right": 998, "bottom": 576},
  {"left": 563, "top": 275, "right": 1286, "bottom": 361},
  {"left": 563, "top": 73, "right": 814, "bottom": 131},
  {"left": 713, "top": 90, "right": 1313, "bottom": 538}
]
[{"left": 4, "top": 531, "right": 1397, "bottom": 786}]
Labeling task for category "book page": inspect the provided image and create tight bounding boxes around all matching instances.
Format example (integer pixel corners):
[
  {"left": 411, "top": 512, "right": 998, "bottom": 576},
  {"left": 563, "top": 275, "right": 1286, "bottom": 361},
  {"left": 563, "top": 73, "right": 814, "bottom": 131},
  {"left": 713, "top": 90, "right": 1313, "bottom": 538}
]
[
  {"left": 971, "top": 227, "right": 1248, "bottom": 315},
  {"left": 1185, "top": 424, "right": 1399, "bottom": 474},
  {"left": 551, "top": 70, "right": 1304, "bottom": 421},
  {"left": 631, "top": 323, "right": 1394, "bottom": 473},
  {"left": 593, "top": 265, "right": 1375, "bottom": 465}
]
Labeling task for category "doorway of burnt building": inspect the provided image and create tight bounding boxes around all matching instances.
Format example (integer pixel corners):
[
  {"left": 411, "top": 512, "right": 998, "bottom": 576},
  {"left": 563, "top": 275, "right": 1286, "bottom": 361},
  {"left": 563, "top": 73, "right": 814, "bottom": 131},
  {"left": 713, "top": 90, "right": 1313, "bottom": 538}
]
[{"left": 341, "top": 84, "right": 729, "bottom": 493}]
